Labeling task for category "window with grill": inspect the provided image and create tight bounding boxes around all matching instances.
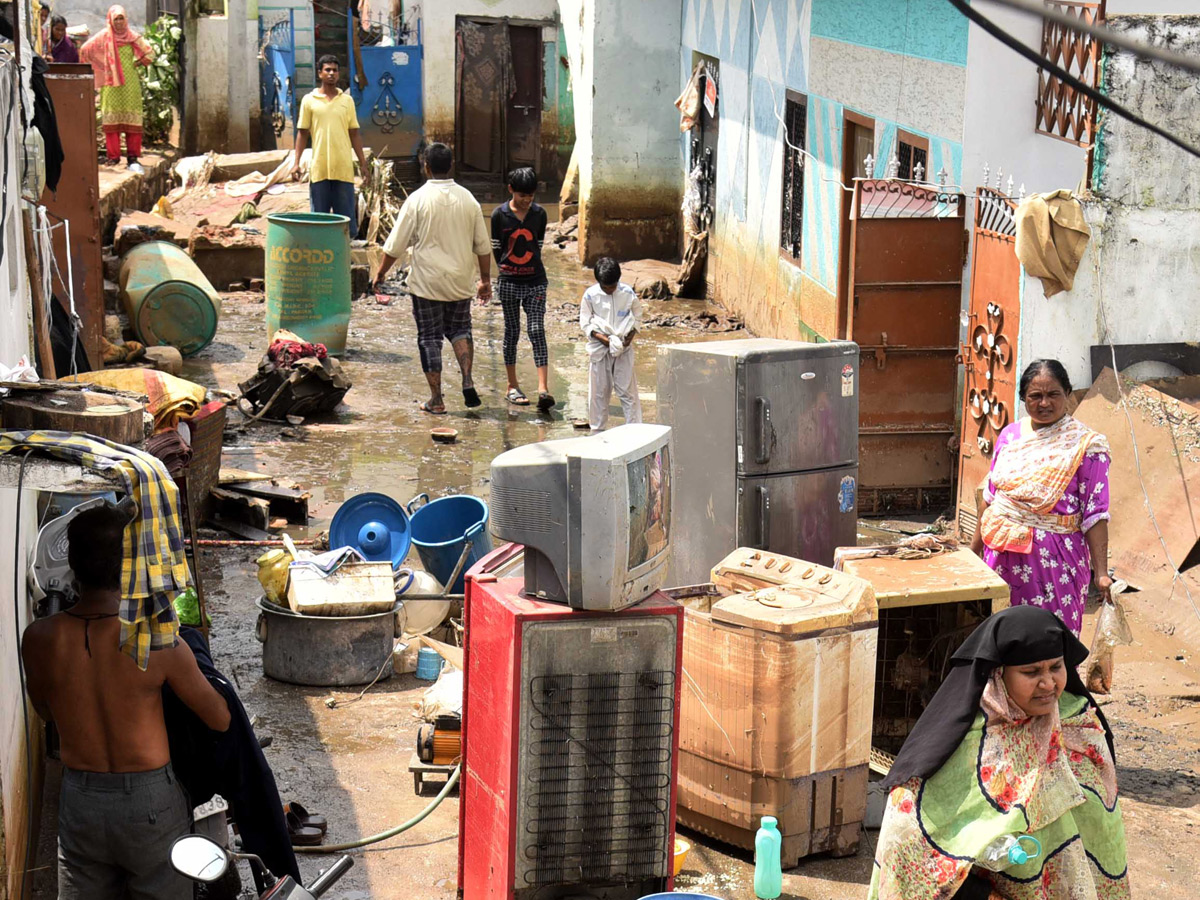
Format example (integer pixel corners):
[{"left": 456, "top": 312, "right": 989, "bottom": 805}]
[
  {"left": 1036, "top": 1, "right": 1103, "bottom": 146},
  {"left": 780, "top": 92, "right": 807, "bottom": 261},
  {"left": 896, "top": 131, "right": 929, "bottom": 182}
]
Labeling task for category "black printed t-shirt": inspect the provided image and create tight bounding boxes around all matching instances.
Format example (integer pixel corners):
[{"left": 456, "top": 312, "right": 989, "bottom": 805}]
[{"left": 490, "top": 201, "right": 548, "bottom": 285}]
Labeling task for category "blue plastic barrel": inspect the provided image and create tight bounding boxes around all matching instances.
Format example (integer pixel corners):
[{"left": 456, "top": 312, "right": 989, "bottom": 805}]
[
  {"left": 414, "top": 646, "right": 445, "bottom": 681},
  {"left": 406, "top": 494, "right": 492, "bottom": 594}
]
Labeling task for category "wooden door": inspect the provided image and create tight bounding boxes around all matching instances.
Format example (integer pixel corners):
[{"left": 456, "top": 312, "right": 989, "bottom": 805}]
[
  {"left": 505, "top": 25, "right": 541, "bottom": 171},
  {"left": 42, "top": 65, "right": 103, "bottom": 369}
]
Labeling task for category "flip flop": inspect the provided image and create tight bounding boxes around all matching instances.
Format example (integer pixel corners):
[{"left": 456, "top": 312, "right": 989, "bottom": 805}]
[
  {"left": 537, "top": 392, "right": 556, "bottom": 412},
  {"left": 419, "top": 400, "right": 447, "bottom": 416},
  {"left": 507, "top": 388, "right": 530, "bottom": 406},
  {"left": 285, "top": 801, "right": 328, "bottom": 834},
  {"left": 286, "top": 810, "right": 324, "bottom": 846},
  {"left": 463, "top": 387, "right": 482, "bottom": 408}
]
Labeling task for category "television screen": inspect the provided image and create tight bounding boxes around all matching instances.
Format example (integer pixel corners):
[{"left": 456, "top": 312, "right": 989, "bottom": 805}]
[{"left": 627, "top": 445, "right": 671, "bottom": 570}]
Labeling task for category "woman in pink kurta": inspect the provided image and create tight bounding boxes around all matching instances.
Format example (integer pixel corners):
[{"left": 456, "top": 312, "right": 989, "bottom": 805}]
[{"left": 972, "top": 360, "right": 1113, "bottom": 635}]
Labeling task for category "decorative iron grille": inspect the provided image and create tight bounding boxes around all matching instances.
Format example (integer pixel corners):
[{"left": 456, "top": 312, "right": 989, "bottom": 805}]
[
  {"left": 1036, "top": 1, "right": 1104, "bottom": 146},
  {"left": 780, "top": 94, "right": 807, "bottom": 260}
]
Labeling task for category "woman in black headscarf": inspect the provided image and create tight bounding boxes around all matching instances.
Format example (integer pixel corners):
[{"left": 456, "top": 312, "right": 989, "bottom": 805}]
[{"left": 867, "top": 606, "right": 1129, "bottom": 900}]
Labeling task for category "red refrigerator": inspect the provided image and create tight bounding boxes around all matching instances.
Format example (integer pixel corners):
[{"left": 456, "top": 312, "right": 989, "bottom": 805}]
[{"left": 458, "top": 544, "right": 683, "bottom": 900}]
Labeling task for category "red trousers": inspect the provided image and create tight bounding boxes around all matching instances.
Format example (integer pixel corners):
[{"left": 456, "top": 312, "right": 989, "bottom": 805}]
[{"left": 105, "top": 129, "right": 142, "bottom": 160}]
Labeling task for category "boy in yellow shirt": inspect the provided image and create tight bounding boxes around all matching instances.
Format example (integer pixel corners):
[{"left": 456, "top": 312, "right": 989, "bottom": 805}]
[{"left": 290, "top": 55, "right": 368, "bottom": 237}]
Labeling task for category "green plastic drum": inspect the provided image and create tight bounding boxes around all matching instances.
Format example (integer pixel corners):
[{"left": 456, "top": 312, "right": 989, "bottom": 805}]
[
  {"left": 265, "top": 212, "right": 352, "bottom": 355},
  {"left": 119, "top": 241, "right": 222, "bottom": 357}
]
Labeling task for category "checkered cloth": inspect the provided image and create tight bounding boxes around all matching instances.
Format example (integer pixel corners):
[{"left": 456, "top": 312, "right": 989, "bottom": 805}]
[
  {"left": 411, "top": 296, "right": 473, "bottom": 373},
  {"left": 0, "top": 430, "right": 184, "bottom": 669},
  {"left": 496, "top": 280, "right": 549, "bottom": 367}
]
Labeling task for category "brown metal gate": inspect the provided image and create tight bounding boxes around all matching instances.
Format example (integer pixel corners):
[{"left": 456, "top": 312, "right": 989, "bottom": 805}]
[
  {"left": 846, "top": 179, "right": 966, "bottom": 515},
  {"left": 42, "top": 64, "right": 104, "bottom": 369},
  {"left": 957, "top": 187, "right": 1021, "bottom": 540}
]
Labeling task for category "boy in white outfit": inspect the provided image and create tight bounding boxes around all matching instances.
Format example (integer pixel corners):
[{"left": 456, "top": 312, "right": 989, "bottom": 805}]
[{"left": 580, "top": 257, "right": 643, "bottom": 431}]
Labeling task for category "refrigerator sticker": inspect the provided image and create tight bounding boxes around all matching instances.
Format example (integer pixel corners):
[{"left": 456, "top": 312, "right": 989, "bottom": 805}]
[
  {"left": 841, "top": 364, "right": 855, "bottom": 397},
  {"left": 839, "top": 476, "right": 857, "bottom": 513},
  {"left": 801, "top": 372, "right": 816, "bottom": 381}
]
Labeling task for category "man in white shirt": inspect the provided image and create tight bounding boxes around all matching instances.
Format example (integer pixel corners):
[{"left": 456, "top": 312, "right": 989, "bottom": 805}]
[
  {"left": 579, "top": 257, "right": 643, "bottom": 431},
  {"left": 373, "top": 143, "right": 492, "bottom": 414}
]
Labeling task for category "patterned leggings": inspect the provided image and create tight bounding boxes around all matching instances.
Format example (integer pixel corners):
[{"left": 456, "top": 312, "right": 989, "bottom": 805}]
[{"left": 497, "top": 280, "right": 548, "bottom": 368}]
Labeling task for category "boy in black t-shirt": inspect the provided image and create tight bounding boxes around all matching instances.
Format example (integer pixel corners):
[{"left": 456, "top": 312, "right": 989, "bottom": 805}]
[{"left": 490, "top": 167, "right": 555, "bottom": 411}]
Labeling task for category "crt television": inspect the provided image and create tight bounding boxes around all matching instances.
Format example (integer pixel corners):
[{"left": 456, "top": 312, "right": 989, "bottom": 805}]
[{"left": 489, "top": 423, "right": 673, "bottom": 610}]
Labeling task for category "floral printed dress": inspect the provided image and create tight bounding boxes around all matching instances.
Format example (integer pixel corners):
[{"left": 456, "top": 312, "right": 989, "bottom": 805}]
[
  {"left": 869, "top": 678, "right": 1130, "bottom": 900},
  {"left": 982, "top": 419, "right": 1111, "bottom": 635}
]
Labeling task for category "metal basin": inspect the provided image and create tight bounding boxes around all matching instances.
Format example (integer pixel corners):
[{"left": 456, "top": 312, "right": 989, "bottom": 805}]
[{"left": 255, "top": 597, "right": 400, "bottom": 686}]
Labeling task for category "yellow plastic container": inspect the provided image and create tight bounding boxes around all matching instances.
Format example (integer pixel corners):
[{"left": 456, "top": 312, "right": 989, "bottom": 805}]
[{"left": 257, "top": 548, "right": 292, "bottom": 604}]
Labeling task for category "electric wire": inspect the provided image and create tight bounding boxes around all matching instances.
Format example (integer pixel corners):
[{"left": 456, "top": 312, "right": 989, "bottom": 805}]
[
  {"left": 980, "top": 0, "right": 1200, "bottom": 76},
  {"left": 945, "top": 0, "right": 1200, "bottom": 160}
]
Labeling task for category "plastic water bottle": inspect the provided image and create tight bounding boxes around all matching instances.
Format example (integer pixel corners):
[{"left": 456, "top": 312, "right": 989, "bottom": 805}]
[
  {"left": 976, "top": 834, "right": 1042, "bottom": 872},
  {"left": 754, "top": 816, "right": 783, "bottom": 899}
]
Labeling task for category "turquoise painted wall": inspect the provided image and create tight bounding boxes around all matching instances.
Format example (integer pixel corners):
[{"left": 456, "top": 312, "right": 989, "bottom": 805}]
[{"left": 812, "top": 0, "right": 969, "bottom": 66}]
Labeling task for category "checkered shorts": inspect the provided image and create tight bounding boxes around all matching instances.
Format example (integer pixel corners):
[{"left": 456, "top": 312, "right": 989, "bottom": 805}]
[
  {"left": 411, "top": 295, "right": 473, "bottom": 373},
  {"left": 496, "top": 280, "right": 549, "bottom": 367}
]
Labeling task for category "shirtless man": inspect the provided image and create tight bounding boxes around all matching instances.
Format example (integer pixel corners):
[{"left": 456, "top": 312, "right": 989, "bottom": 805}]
[{"left": 22, "top": 503, "right": 232, "bottom": 900}]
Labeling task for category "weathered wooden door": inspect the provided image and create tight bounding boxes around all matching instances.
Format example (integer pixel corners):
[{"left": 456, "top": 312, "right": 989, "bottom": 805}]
[
  {"left": 847, "top": 179, "right": 967, "bottom": 515},
  {"left": 957, "top": 187, "right": 1022, "bottom": 540},
  {"left": 505, "top": 25, "right": 541, "bottom": 170}
]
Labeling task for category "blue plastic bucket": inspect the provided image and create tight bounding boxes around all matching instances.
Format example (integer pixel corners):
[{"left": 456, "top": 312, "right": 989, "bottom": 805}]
[
  {"left": 414, "top": 646, "right": 445, "bottom": 681},
  {"left": 638, "top": 895, "right": 721, "bottom": 900},
  {"left": 406, "top": 493, "right": 492, "bottom": 594}
]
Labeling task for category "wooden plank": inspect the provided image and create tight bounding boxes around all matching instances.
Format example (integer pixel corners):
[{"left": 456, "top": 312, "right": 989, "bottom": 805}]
[
  {"left": 218, "top": 466, "right": 271, "bottom": 484},
  {"left": 206, "top": 514, "right": 273, "bottom": 542},
  {"left": 0, "top": 456, "right": 118, "bottom": 492},
  {"left": 224, "top": 481, "right": 309, "bottom": 523},
  {"left": 842, "top": 548, "right": 1009, "bottom": 610}
]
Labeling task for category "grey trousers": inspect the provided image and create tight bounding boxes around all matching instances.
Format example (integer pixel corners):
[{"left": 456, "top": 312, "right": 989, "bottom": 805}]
[{"left": 58, "top": 763, "right": 191, "bottom": 900}]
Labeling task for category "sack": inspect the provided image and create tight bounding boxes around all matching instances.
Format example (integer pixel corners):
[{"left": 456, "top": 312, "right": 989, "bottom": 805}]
[
  {"left": 1085, "top": 597, "right": 1133, "bottom": 695},
  {"left": 238, "top": 355, "right": 352, "bottom": 421}
]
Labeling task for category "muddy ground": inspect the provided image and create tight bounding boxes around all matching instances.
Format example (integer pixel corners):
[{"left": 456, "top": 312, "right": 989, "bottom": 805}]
[{"left": 31, "top": 237, "right": 1200, "bottom": 899}]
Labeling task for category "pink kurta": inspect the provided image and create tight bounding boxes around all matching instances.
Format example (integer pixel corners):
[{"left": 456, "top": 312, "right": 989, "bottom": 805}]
[{"left": 983, "top": 420, "right": 1111, "bottom": 634}]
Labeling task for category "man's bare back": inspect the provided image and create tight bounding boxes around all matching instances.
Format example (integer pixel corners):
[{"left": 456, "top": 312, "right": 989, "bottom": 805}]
[{"left": 23, "top": 590, "right": 230, "bottom": 773}]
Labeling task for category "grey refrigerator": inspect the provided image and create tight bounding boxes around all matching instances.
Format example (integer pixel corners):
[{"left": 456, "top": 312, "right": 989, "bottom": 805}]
[{"left": 657, "top": 338, "right": 860, "bottom": 586}]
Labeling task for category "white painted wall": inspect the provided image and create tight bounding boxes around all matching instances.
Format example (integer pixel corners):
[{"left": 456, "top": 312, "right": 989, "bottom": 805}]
[
  {"left": 962, "top": 6, "right": 1089, "bottom": 197},
  {"left": 421, "top": 0, "right": 561, "bottom": 139},
  {"left": 0, "top": 48, "right": 39, "bottom": 900},
  {"left": 186, "top": 15, "right": 259, "bottom": 154},
  {"left": 1107, "top": 1, "right": 1200, "bottom": 13}
]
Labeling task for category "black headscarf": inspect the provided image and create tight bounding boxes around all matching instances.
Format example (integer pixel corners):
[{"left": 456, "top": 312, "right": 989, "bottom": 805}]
[{"left": 882, "top": 605, "right": 1113, "bottom": 790}]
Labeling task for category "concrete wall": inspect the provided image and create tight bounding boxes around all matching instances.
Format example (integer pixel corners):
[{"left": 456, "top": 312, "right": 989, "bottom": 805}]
[
  {"left": 54, "top": 0, "right": 146, "bottom": 38},
  {"left": 566, "top": 0, "right": 682, "bottom": 263},
  {"left": 0, "top": 39, "right": 41, "bottom": 900},
  {"left": 183, "top": 15, "right": 260, "bottom": 154},
  {"left": 1016, "top": 15, "right": 1200, "bottom": 390},
  {"left": 961, "top": 5, "right": 1089, "bottom": 198},
  {"left": 679, "top": 0, "right": 967, "bottom": 339}
]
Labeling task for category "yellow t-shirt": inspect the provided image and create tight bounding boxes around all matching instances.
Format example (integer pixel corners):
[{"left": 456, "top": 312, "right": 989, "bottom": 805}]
[{"left": 297, "top": 89, "right": 360, "bottom": 184}]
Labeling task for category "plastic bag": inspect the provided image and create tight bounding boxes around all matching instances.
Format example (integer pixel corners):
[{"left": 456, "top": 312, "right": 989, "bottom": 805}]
[{"left": 1085, "top": 597, "right": 1133, "bottom": 695}]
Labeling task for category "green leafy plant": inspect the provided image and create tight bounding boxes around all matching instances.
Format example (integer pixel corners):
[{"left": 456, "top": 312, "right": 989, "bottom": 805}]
[{"left": 137, "top": 15, "right": 182, "bottom": 145}]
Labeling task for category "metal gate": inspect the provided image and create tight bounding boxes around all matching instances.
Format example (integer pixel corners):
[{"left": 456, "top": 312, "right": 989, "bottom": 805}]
[
  {"left": 347, "top": 17, "right": 423, "bottom": 161},
  {"left": 261, "top": 11, "right": 296, "bottom": 141},
  {"left": 957, "top": 186, "right": 1022, "bottom": 539},
  {"left": 846, "top": 179, "right": 966, "bottom": 515}
]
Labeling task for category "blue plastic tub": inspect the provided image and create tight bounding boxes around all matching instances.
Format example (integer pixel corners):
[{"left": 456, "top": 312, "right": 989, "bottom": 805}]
[
  {"left": 414, "top": 646, "right": 445, "bottom": 681},
  {"left": 406, "top": 493, "right": 492, "bottom": 594}
]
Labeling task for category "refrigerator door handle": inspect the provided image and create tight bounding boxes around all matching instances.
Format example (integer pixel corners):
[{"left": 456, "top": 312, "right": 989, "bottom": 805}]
[
  {"left": 758, "top": 485, "right": 770, "bottom": 549},
  {"left": 755, "top": 397, "right": 772, "bottom": 465}
]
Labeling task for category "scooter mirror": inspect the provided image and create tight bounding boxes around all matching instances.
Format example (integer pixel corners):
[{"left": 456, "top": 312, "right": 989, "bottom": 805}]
[{"left": 169, "top": 835, "right": 230, "bottom": 882}]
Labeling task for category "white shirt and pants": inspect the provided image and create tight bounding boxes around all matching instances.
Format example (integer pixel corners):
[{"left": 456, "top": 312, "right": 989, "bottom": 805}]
[{"left": 580, "top": 282, "right": 643, "bottom": 431}]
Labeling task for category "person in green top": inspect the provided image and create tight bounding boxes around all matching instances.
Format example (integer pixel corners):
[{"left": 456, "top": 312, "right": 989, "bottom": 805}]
[
  {"left": 290, "top": 54, "right": 369, "bottom": 238},
  {"left": 870, "top": 605, "right": 1129, "bottom": 900},
  {"left": 79, "top": 5, "right": 155, "bottom": 171}
]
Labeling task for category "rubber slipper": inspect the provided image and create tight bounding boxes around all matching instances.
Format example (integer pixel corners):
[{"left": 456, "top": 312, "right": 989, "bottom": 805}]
[
  {"left": 463, "top": 387, "right": 482, "bottom": 408},
  {"left": 537, "top": 392, "right": 556, "bottom": 412},
  {"left": 286, "top": 810, "right": 324, "bottom": 846},
  {"left": 506, "top": 388, "right": 530, "bottom": 406},
  {"left": 419, "top": 400, "right": 447, "bottom": 416},
  {"left": 285, "top": 801, "right": 328, "bottom": 834}
]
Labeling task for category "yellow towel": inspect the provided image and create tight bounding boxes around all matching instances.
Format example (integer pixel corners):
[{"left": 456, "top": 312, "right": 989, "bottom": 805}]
[{"left": 1015, "top": 189, "right": 1091, "bottom": 298}]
